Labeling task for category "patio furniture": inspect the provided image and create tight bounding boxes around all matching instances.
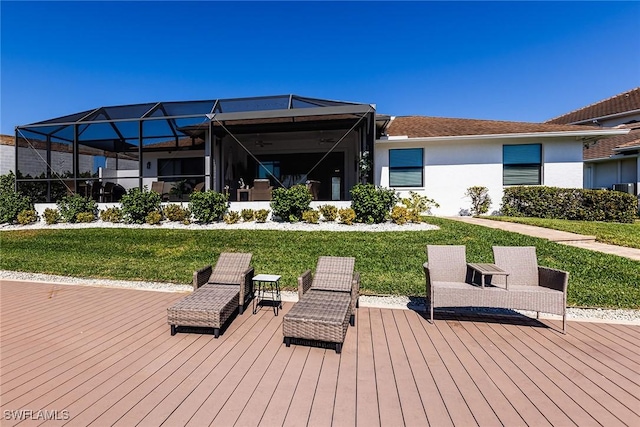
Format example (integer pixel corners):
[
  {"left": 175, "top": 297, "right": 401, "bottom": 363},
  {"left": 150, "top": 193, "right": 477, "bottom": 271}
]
[
  {"left": 250, "top": 179, "right": 273, "bottom": 201},
  {"left": 253, "top": 274, "right": 282, "bottom": 316},
  {"left": 167, "top": 252, "right": 254, "bottom": 337},
  {"left": 283, "top": 256, "right": 360, "bottom": 353},
  {"left": 306, "top": 180, "right": 321, "bottom": 200},
  {"left": 424, "top": 245, "right": 569, "bottom": 333},
  {"left": 151, "top": 181, "right": 170, "bottom": 201}
]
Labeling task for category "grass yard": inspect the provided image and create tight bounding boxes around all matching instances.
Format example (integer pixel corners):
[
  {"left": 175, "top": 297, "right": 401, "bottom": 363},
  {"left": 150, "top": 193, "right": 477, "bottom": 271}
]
[
  {"left": 1, "top": 217, "right": 638, "bottom": 309},
  {"left": 486, "top": 216, "right": 640, "bottom": 249}
]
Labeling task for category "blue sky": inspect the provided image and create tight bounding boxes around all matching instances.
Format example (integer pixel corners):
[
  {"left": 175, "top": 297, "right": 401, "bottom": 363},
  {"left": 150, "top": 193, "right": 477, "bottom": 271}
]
[{"left": 1, "top": 1, "right": 639, "bottom": 135}]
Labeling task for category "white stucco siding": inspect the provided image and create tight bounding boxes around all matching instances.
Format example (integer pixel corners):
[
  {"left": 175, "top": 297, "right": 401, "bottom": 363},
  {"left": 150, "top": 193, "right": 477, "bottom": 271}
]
[
  {"left": 375, "top": 136, "right": 584, "bottom": 216},
  {"left": 541, "top": 140, "right": 583, "bottom": 188}
]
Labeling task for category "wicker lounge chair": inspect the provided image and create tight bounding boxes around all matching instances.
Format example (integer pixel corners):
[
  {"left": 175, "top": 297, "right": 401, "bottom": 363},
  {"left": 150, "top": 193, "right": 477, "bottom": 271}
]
[
  {"left": 424, "top": 245, "right": 569, "bottom": 333},
  {"left": 167, "top": 252, "right": 254, "bottom": 337},
  {"left": 283, "top": 256, "right": 360, "bottom": 353}
]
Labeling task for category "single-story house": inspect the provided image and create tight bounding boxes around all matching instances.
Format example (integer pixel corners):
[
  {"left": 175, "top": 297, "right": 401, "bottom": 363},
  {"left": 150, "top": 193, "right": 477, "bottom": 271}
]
[
  {"left": 546, "top": 87, "right": 639, "bottom": 196},
  {"left": 9, "top": 94, "right": 629, "bottom": 215}
]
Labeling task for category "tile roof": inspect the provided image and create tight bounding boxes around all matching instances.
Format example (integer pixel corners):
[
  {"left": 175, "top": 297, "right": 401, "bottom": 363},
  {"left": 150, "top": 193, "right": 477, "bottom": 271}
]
[
  {"left": 546, "top": 87, "right": 640, "bottom": 124},
  {"left": 385, "top": 116, "right": 600, "bottom": 138},
  {"left": 584, "top": 123, "right": 640, "bottom": 160}
]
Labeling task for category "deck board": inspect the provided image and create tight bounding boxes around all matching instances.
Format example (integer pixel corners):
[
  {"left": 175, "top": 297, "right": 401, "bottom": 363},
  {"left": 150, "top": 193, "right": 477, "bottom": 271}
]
[{"left": 1, "top": 280, "right": 639, "bottom": 427}]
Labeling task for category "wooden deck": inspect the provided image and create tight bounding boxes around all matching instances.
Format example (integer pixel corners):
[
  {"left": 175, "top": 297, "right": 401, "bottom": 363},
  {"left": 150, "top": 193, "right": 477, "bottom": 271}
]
[{"left": 1, "top": 280, "right": 639, "bottom": 426}]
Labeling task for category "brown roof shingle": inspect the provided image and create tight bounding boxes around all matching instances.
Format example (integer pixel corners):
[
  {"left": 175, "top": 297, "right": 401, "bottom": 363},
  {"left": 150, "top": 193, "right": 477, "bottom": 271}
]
[
  {"left": 385, "top": 116, "right": 600, "bottom": 138},
  {"left": 546, "top": 87, "right": 640, "bottom": 125}
]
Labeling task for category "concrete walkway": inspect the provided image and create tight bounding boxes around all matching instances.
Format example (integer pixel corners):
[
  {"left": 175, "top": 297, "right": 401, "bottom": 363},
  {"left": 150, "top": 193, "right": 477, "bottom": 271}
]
[{"left": 449, "top": 216, "right": 640, "bottom": 261}]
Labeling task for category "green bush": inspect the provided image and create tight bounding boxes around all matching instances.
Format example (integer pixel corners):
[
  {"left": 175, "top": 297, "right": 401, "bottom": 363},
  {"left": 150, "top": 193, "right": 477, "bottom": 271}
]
[
  {"left": 57, "top": 194, "right": 97, "bottom": 223},
  {"left": 241, "top": 209, "right": 255, "bottom": 222},
  {"left": 189, "top": 190, "right": 228, "bottom": 223},
  {"left": 76, "top": 211, "right": 95, "bottom": 223},
  {"left": 465, "top": 186, "right": 491, "bottom": 216},
  {"left": 17, "top": 209, "right": 39, "bottom": 225},
  {"left": 120, "top": 187, "right": 162, "bottom": 224},
  {"left": 399, "top": 191, "right": 439, "bottom": 222},
  {"left": 319, "top": 204, "right": 338, "bottom": 222},
  {"left": 390, "top": 206, "right": 411, "bottom": 225},
  {"left": 302, "top": 209, "right": 320, "bottom": 224},
  {"left": 502, "top": 186, "right": 637, "bottom": 223},
  {"left": 255, "top": 209, "right": 270, "bottom": 223},
  {"left": 338, "top": 207, "right": 356, "bottom": 225},
  {"left": 43, "top": 208, "right": 61, "bottom": 225},
  {"left": 100, "top": 207, "right": 123, "bottom": 223},
  {"left": 350, "top": 183, "right": 398, "bottom": 224},
  {"left": 146, "top": 210, "right": 163, "bottom": 225},
  {"left": 0, "top": 172, "right": 34, "bottom": 224},
  {"left": 224, "top": 211, "right": 241, "bottom": 224},
  {"left": 163, "top": 204, "right": 191, "bottom": 222},
  {"left": 270, "top": 184, "right": 312, "bottom": 222}
]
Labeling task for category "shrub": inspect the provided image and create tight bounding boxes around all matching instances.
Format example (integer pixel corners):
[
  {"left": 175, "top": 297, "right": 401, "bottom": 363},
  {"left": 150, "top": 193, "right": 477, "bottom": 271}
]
[
  {"left": 100, "top": 207, "right": 123, "bottom": 223},
  {"left": 302, "top": 209, "right": 320, "bottom": 224},
  {"left": 319, "top": 204, "right": 338, "bottom": 222},
  {"left": 17, "top": 209, "right": 39, "bottom": 225},
  {"left": 163, "top": 204, "right": 191, "bottom": 222},
  {"left": 390, "top": 206, "right": 411, "bottom": 225},
  {"left": 189, "top": 190, "right": 229, "bottom": 223},
  {"left": 43, "top": 208, "right": 61, "bottom": 225},
  {"left": 0, "top": 172, "right": 34, "bottom": 224},
  {"left": 270, "top": 184, "right": 312, "bottom": 222},
  {"left": 120, "top": 187, "right": 162, "bottom": 224},
  {"left": 254, "top": 209, "right": 270, "bottom": 223},
  {"left": 465, "top": 186, "right": 491, "bottom": 216},
  {"left": 146, "top": 210, "right": 163, "bottom": 225},
  {"left": 241, "top": 209, "right": 255, "bottom": 222},
  {"left": 76, "top": 211, "right": 95, "bottom": 223},
  {"left": 502, "top": 186, "right": 637, "bottom": 223},
  {"left": 338, "top": 207, "right": 356, "bottom": 225},
  {"left": 399, "top": 191, "right": 439, "bottom": 222},
  {"left": 57, "top": 194, "right": 97, "bottom": 223},
  {"left": 224, "top": 211, "right": 241, "bottom": 224},
  {"left": 350, "top": 183, "right": 398, "bottom": 224}
]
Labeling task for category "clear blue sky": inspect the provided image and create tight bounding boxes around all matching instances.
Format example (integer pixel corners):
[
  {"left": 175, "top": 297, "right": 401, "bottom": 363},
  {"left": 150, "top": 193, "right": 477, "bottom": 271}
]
[{"left": 1, "top": 1, "right": 639, "bottom": 135}]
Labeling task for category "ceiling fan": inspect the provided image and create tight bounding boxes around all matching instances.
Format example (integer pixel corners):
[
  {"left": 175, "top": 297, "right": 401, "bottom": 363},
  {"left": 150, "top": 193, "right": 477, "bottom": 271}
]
[{"left": 255, "top": 140, "right": 273, "bottom": 147}]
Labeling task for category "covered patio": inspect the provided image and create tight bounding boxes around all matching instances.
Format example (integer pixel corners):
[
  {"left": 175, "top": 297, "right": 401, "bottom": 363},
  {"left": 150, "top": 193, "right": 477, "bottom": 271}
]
[
  {"left": 1, "top": 280, "right": 638, "bottom": 426},
  {"left": 14, "top": 95, "right": 377, "bottom": 203}
]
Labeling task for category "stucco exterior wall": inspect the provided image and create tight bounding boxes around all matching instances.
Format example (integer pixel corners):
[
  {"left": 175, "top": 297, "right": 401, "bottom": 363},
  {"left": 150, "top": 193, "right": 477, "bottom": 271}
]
[{"left": 375, "top": 137, "right": 584, "bottom": 216}]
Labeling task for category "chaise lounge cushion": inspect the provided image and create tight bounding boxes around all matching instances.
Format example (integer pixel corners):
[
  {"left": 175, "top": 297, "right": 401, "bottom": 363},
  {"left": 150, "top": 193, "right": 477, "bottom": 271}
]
[{"left": 283, "top": 290, "right": 351, "bottom": 344}]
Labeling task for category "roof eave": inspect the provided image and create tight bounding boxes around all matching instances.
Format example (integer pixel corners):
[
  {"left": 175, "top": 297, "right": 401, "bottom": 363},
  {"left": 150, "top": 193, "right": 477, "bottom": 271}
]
[{"left": 377, "top": 129, "right": 630, "bottom": 143}]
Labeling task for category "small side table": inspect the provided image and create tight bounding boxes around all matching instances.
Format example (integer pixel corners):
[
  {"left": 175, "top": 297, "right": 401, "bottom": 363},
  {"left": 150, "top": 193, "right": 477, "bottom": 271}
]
[
  {"left": 467, "top": 263, "right": 510, "bottom": 289},
  {"left": 253, "top": 274, "right": 282, "bottom": 316},
  {"left": 237, "top": 188, "right": 251, "bottom": 201}
]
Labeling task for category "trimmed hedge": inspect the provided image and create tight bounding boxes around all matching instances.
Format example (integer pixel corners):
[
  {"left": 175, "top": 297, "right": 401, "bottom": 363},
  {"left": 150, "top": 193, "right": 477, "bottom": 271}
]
[{"left": 502, "top": 186, "right": 637, "bottom": 223}]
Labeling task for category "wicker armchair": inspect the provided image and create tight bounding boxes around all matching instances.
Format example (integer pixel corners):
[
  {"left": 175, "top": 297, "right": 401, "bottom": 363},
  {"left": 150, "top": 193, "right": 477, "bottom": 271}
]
[
  {"left": 283, "top": 256, "right": 359, "bottom": 353},
  {"left": 250, "top": 179, "right": 273, "bottom": 201},
  {"left": 167, "top": 252, "right": 254, "bottom": 338}
]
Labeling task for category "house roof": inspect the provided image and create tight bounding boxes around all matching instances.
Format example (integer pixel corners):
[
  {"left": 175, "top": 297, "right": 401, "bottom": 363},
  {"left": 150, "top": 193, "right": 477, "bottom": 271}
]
[
  {"left": 385, "top": 116, "right": 602, "bottom": 138},
  {"left": 582, "top": 128, "right": 639, "bottom": 160},
  {"left": 546, "top": 87, "right": 640, "bottom": 125}
]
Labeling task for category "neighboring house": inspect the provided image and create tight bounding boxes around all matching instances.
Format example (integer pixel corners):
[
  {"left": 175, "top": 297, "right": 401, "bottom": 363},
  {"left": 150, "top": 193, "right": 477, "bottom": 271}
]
[
  {"left": 546, "top": 87, "right": 640, "bottom": 196},
  {"left": 10, "top": 94, "right": 628, "bottom": 214},
  {"left": 375, "top": 116, "right": 626, "bottom": 215}
]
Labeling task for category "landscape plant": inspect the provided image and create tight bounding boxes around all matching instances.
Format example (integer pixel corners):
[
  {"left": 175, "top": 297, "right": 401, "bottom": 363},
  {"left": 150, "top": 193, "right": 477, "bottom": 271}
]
[
  {"left": 270, "top": 184, "right": 312, "bottom": 222},
  {"left": 319, "top": 204, "right": 338, "bottom": 222},
  {"left": 350, "top": 183, "right": 398, "bottom": 224},
  {"left": 163, "top": 204, "right": 190, "bottom": 223},
  {"left": 189, "top": 190, "right": 228, "bottom": 223},
  {"left": 57, "top": 193, "right": 97, "bottom": 223},
  {"left": 43, "top": 208, "right": 61, "bottom": 225},
  {"left": 399, "top": 191, "right": 439, "bottom": 222},
  {"left": 119, "top": 187, "right": 161, "bottom": 224},
  {"left": 465, "top": 186, "right": 491, "bottom": 216},
  {"left": 241, "top": 209, "right": 255, "bottom": 222},
  {"left": 390, "top": 206, "right": 411, "bottom": 225},
  {"left": 0, "top": 172, "right": 34, "bottom": 224},
  {"left": 302, "top": 209, "right": 320, "bottom": 224},
  {"left": 76, "top": 211, "right": 95, "bottom": 223},
  {"left": 254, "top": 209, "right": 270, "bottom": 223},
  {"left": 100, "top": 207, "right": 123, "bottom": 223},
  {"left": 338, "top": 207, "right": 356, "bottom": 225},
  {"left": 224, "top": 211, "right": 241, "bottom": 224},
  {"left": 146, "top": 210, "right": 163, "bottom": 225},
  {"left": 17, "top": 209, "right": 39, "bottom": 225}
]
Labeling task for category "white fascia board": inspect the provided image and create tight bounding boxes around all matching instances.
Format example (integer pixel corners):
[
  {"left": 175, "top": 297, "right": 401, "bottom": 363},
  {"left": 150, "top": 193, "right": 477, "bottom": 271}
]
[
  {"left": 613, "top": 145, "right": 640, "bottom": 153},
  {"left": 375, "top": 128, "right": 629, "bottom": 144}
]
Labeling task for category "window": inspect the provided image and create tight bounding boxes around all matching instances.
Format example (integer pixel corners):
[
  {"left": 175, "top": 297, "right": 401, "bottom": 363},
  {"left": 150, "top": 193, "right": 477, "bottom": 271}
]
[
  {"left": 389, "top": 148, "right": 423, "bottom": 187},
  {"left": 503, "top": 144, "right": 542, "bottom": 185},
  {"left": 158, "top": 157, "right": 204, "bottom": 178}
]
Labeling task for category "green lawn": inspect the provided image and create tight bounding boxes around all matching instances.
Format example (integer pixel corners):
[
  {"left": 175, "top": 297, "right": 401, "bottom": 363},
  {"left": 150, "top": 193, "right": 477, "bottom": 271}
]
[
  {"left": 1, "top": 217, "right": 638, "bottom": 309},
  {"left": 485, "top": 216, "right": 640, "bottom": 249}
]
